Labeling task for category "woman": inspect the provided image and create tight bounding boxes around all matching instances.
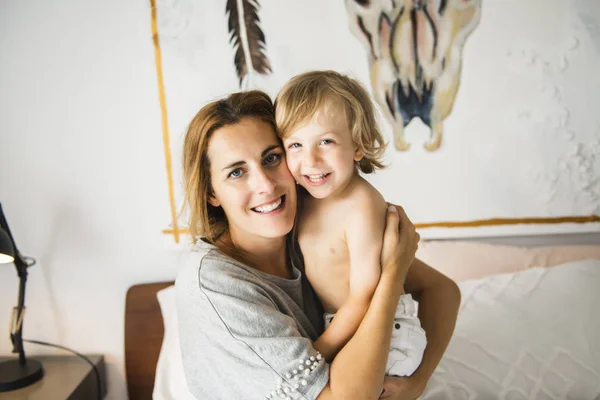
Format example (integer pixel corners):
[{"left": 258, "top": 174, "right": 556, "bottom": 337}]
[{"left": 176, "top": 90, "right": 460, "bottom": 400}]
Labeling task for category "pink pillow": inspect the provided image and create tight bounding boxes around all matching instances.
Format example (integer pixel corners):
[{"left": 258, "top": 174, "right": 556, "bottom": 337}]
[{"left": 416, "top": 242, "right": 600, "bottom": 282}]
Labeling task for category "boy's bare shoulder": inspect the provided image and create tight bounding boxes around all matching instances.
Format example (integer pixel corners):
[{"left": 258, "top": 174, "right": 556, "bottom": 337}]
[
  {"left": 347, "top": 177, "right": 386, "bottom": 211},
  {"left": 338, "top": 177, "right": 387, "bottom": 231},
  {"left": 342, "top": 178, "right": 388, "bottom": 253}
]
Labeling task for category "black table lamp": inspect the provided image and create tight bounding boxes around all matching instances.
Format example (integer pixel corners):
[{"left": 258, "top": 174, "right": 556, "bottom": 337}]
[{"left": 0, "top": 203, "right": 44, "bottom": 391}]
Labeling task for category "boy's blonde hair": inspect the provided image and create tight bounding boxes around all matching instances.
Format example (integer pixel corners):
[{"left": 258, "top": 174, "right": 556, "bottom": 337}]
[{"left": 275, "top": 70, "right": 386, "bottom": 174}]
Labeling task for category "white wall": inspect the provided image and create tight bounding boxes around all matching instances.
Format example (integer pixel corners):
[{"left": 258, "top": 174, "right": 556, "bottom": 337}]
[
  {"left": 154, "top": 0, "right": 600, "bottom": 239},
  {"left": 0, "top": 1, "right": 181, "bottom": 398},
  {"left": 0, "top": 1, "right": 599, "bottom": 399}
]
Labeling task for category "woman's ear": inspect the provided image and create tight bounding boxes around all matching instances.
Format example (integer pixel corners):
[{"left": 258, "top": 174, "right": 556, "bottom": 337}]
[
  {"left": 353, "top": 147, "right": 364, "bottom": 162},
  {"left": 208, "top": 195, "right": 220, "bottom": 207}
]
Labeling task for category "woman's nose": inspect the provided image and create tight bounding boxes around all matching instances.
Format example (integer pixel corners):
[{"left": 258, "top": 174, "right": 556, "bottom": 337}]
[{"left": 251, "top": 168, "right": 276, "bottom": 194}]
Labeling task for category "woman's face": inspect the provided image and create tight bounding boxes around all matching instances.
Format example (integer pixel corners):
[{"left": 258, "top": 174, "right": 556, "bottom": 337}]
[{"left": 207, "top": 117, "right": 297, "bottom": 243}]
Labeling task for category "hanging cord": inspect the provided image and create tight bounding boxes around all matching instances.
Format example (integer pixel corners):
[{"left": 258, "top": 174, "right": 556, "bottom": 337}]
[{"left": 22, "top": 339, "right": 103, "bottom": 400}]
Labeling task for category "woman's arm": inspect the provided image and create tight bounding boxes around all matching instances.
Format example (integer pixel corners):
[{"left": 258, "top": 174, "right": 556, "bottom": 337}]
[
  {"left": 381, "top": 258, "right": 461, "bottom": 399},
  {"left": 406, "top": 258, "right": 461, "bottom": 384},
  {"left": 317, "top": 206, "right": 420, "bottom": 400}
]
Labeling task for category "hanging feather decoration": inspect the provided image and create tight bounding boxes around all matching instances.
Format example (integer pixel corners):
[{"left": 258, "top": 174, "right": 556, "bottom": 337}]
[{"left": 226, "top": 0, "right": 272, "bottom": 88}]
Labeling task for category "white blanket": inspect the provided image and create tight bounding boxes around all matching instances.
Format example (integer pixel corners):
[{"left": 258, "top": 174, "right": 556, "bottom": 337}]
[{"left": 422, "top": 259, "right": 600, "bottom": 400}]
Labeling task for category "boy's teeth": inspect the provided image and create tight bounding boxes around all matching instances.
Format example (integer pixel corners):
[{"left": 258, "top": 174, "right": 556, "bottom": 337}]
[
  {"left": 254, "top": 197, "right": 282, "bottom": 213},
  {"left": 307, "top": 174, "right": 327, "bottom": 182}
]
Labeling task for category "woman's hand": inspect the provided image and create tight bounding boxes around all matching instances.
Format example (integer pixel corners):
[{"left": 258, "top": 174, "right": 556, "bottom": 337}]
[
  {"left": 380, "top": 204, "right": 420, "bottom": 281},
  {"left": 379, "top": 375, "right": 426, "bottom": 399}
]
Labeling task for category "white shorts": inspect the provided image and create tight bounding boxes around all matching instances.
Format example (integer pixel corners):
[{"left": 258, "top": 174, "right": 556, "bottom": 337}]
[{"left": 323, "top": 294, "right": 427, "bottom": 376}]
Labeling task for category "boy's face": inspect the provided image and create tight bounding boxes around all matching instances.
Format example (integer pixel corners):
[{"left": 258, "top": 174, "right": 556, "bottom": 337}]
[{"left": 282, "top": 106, "right": 363, "bottom": 199}]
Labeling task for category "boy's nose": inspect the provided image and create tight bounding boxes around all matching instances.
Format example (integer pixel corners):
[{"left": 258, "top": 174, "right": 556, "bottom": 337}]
[{"left": 304, "top": 149, "right": 321, "bottom": 167}]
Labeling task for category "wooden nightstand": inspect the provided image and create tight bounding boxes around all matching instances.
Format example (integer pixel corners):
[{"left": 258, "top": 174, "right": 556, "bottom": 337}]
[{"left": 0, "top": 354, "right": 106, "bottom": 400}]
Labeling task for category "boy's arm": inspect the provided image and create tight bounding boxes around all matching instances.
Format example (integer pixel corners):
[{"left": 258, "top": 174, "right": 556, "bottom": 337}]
[{"left": 312, "top": 192, "right": 386, "bottom": 362}]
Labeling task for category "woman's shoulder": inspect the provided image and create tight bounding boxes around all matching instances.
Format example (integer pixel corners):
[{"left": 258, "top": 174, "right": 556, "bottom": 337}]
[{"left": 175, "top": 242, "right": 269, "bottom": 293}]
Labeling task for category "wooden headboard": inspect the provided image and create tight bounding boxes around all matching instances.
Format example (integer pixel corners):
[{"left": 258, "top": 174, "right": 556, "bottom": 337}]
[{"left": 124, "top": 281, "right": 174, "bottom": 400}]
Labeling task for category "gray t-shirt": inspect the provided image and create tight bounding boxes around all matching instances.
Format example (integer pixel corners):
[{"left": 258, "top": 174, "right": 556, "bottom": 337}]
[{"left": 175, "top": 241, "right": 330, "bottom": 400}]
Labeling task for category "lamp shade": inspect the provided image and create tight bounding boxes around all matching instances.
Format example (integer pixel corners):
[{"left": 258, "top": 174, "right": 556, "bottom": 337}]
[{"left": 0, "top": 228, "right": 15, "bottom": 264}]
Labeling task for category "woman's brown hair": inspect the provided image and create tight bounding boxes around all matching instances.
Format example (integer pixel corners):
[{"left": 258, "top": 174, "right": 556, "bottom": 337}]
[{"left": 182, "top": 90, "right": 276, "bottom": 243}]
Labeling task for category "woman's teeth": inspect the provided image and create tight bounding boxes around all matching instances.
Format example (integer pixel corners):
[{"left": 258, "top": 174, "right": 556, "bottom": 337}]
[
  {"left": 306, "top": 174, "right": 329, "bottom": 183},
  {"left": 253, "top": 197, "right": 283, "bottom": 213}
]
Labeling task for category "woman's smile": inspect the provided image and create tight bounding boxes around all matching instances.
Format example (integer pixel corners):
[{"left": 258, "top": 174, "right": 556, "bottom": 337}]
[{"left": 251, "top": 194, "right": 286, "bottom": 214}]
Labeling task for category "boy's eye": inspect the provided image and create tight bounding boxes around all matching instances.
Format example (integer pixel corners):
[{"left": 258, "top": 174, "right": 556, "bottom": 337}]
[
  {"left": 228, "top": 168, "right": 243, "bottom": 178},
  {"left": 288, "top": 143, "right": 301, "bottom": 149},
  {"left": 320, "top": 139, "right": 333, "bottom": 145}
]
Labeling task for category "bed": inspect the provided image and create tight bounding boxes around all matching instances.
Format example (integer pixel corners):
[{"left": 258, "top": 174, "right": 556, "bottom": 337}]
[{"left": 124, "top": 234, "right": 600, "bottom": 400}]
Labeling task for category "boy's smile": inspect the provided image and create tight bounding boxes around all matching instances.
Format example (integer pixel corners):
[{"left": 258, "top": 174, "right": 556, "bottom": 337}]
[{"left": 304, "top": 173, "right": 332, "bottom": 186}]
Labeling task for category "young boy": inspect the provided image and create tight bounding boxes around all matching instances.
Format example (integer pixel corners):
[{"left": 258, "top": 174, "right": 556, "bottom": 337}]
[{"left": 275, "top": 70, "right": 427, "bottom": 376}]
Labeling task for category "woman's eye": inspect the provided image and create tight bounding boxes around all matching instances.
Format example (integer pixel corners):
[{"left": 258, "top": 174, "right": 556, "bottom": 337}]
[
  {"left": 320, "top": 139, "right": 333, "bottom": 145},
  {"left": 264, "top": 153, "right": 282, "bottom": 166},
  {"left": 228, "top": 168, "right": 243, "bottom": 178}
]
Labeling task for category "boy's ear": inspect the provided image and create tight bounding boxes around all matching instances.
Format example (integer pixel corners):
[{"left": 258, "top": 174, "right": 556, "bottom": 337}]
[
  {"left": 208, "top": 194, "right": 220, "bottom": 208},
  {"left": 353, "top": 148, "right": 364, "bottom": 162}
]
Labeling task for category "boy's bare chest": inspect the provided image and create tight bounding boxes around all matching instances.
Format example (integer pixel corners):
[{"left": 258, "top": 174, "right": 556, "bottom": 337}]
[
  {"left": 297, "top": 204, "right": 352, "bottom": 310},
  {"left": 298, "top": 203, "right": 348, "bottom": 259},
  {"left": 299, "top": 226, "right": 348, "bottom": 266}
]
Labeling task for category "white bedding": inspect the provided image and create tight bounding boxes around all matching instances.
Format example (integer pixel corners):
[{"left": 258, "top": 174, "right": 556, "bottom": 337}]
[
  {"left": 153, "top": 258, "right": 600, "bottom": 399},
  {"left": 422, "top": 259, "right": 600, "bottom": 400}
]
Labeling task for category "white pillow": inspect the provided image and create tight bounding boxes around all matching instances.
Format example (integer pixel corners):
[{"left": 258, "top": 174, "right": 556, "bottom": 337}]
[
  {"left": 153, "top": 285, "right": 196, "bottom": 400},
  {"left": 422, "top": 259, "right": 600, "bottom": 399}
]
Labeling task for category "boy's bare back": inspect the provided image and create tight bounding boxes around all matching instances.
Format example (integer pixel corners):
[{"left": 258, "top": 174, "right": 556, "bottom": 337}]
[{"left": 298, "top": 175, "right": 387, "bottom": 313}]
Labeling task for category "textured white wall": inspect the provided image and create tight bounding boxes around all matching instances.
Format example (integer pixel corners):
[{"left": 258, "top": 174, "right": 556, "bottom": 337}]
[
  {"left": 155, "top": 0, "right": 600, "bottom": 238},
  {"left": 0, "top": 1, "right": 181, "bottom": 398},
  {"left": 0, "top": 0, "right": 599, "bottom": 399}
]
